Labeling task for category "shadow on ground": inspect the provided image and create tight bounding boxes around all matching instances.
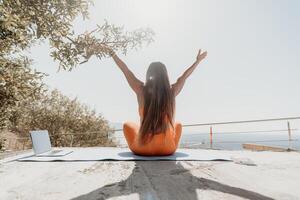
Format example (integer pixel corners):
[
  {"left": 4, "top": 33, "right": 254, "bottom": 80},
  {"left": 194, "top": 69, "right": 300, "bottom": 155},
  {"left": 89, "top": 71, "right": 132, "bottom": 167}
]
[{"left": 71, "top": 161, "right": 274, "bottom": 200}]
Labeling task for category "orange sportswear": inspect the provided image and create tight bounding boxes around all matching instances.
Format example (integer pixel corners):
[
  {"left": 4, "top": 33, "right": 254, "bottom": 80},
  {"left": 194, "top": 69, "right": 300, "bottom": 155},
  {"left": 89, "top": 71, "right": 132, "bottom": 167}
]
[{"left": 123, "top": 108, "right": 182, "bottom": 156}]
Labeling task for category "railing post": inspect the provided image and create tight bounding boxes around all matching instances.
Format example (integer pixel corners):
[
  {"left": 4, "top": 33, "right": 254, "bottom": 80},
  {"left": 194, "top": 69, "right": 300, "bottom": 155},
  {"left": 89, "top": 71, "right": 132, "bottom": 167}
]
[
  {"left": 8, "top": 138, "right": 11, "bottom": 150},
  {"left": 22, "top": 139, "right": 26, "bottom": 150},
  {"left": 70, "top": 134, "right": 74, "bottom": 147},
  {"left": 287, "top": 121, "right": 291, "bottom": 150},
  {"left": 210, "top": 126, "right": 213, "bottom": 149},
  {"left": 14, "top": 139, "right": 18, "bottom": 150}
]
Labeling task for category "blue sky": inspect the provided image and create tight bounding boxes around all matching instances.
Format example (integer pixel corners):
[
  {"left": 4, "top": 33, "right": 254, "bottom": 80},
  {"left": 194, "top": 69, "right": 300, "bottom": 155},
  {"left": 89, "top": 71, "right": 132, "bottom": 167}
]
[{"left": 28, "top": 0, "right": 300, "bottom": 133}]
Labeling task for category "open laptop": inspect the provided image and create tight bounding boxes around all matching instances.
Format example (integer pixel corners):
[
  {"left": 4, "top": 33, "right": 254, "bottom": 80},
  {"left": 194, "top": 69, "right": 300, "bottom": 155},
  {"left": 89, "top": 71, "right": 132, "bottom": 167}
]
[{"left": 30, "top": 130, "right": 73, "bottom": 157}]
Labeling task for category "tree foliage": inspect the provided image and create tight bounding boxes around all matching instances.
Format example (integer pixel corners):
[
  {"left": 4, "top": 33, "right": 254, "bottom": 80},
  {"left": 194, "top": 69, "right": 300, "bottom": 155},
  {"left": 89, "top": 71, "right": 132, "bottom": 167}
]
[
  {"left": 0, "top": 0, "right": 91, "bottom": 55},
  {"left": 0, "top": 0, "right": 154, "bottom": 69},
  {"left": 51, "top": 21, "right": 154, "bottom": 70},
  {"left": 0, "top": 0, "right": 154, "bottom": 130},
  {"left": 0, "top": 57, "right": 46, "bottom": 129}
]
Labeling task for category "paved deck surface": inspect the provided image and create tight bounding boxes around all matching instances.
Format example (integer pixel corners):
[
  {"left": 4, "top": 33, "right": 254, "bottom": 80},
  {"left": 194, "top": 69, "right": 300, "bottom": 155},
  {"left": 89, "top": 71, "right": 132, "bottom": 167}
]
[{"left": 1, "top": 148, "right": 300, "bottom": 200}]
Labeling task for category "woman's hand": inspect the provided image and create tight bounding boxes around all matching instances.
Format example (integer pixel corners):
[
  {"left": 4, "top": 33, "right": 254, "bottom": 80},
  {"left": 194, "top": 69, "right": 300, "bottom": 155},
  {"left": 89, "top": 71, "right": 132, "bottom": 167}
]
[{"left": 196, "top": 49, "right": 207, "bottom": 62}]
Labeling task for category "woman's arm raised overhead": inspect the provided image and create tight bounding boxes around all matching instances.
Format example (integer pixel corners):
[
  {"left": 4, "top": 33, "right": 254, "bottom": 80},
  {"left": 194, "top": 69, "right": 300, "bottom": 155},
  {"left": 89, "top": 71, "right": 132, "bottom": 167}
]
[
  {"left": 172, "top": 49, "right": 207, "bottom": 96},
  {"left": 109, "top": 50, "right": 144, "bottom": 94}
]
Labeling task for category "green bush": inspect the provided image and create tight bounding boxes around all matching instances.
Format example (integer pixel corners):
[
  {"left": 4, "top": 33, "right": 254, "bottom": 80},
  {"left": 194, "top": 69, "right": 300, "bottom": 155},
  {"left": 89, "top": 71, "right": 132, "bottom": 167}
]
[{"left": 9, "top": 89, "right": 115, "bottom": 147}]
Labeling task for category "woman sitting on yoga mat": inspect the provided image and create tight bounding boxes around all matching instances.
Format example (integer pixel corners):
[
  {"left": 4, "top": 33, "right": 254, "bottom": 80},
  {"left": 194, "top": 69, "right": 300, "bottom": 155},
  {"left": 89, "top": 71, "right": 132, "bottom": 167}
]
[{"left": 109, "top": 48, "right": 207, "bottom": 156}]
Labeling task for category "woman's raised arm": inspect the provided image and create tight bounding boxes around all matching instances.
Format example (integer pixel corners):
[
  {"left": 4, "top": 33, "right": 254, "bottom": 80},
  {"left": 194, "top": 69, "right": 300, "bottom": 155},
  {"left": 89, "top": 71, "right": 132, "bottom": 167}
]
[
  {"left": 172, "top": 49, "right": 207, "bottom": 96},
  {"left": 110, "top": 51, "right": 144, "bottom": 94}
]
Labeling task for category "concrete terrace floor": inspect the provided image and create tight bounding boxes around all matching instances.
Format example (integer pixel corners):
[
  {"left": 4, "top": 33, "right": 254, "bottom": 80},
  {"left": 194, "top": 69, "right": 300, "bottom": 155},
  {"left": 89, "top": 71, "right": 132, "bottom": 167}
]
[{"left": 0, "top": 148, "right": 300, "bottom": 200}]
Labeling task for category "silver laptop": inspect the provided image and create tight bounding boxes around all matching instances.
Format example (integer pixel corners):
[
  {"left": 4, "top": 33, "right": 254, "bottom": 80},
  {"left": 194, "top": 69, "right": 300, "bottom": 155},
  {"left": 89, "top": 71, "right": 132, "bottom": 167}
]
[{"left": 30, "top": 130, "right": 73, "bottom": 157}]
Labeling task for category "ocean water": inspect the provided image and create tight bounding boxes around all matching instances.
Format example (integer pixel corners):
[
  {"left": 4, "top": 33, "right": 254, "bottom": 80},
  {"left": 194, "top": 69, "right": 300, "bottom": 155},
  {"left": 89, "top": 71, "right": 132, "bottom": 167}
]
[
  {"left": 180, "top": 132, "right": 300, "bottom": 150},
  {"left": 112, "top": 131, "right": 300, "bottom": 150}
]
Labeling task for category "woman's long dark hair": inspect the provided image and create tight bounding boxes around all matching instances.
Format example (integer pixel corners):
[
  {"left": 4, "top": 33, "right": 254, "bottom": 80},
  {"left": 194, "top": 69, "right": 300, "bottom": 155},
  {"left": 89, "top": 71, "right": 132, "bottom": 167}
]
[{"left": 139, "top": 62, "right": 175, "bottom": 143}]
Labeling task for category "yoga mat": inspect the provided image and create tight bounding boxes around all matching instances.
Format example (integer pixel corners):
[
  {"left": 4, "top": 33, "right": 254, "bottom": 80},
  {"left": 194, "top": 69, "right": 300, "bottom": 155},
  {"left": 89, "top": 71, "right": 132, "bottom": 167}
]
[{"left": 15, "top": 147, "right": 233, "bottom": 162}]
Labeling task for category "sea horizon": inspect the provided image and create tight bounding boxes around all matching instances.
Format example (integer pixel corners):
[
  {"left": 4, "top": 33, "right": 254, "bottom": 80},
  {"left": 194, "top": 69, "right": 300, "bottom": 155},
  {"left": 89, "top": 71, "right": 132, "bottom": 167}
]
[{"left": 110, "top": 127, "right": 300, "bottom": 150}]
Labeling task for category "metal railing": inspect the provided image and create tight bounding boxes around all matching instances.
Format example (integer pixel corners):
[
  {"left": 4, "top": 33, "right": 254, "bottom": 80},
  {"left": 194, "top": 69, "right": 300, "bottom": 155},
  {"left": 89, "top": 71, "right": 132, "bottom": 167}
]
[
  {"left": 111, "top": 116, "right": 300, "bottom": 149},
  {"left": 2, "top": 116, "right": 300, "bottom": 151}
]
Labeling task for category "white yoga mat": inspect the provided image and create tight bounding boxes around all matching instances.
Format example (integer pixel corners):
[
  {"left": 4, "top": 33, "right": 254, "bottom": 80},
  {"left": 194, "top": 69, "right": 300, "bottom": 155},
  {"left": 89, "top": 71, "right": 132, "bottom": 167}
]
[{"left": 15, "top": 147, "right": 233, "bottom": 162}]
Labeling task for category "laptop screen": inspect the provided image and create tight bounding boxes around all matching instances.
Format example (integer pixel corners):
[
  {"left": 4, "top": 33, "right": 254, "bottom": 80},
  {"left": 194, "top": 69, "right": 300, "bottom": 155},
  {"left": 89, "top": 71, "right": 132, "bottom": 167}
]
[{"left": 30, "top": 130, "right": 52, "bottom": 155}]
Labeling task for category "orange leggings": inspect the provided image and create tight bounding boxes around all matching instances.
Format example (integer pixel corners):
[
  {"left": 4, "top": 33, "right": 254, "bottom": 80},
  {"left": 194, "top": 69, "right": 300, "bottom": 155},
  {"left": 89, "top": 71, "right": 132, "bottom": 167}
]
[{"left": 123, "top": 122, "right": 182, "bottom": 156}]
